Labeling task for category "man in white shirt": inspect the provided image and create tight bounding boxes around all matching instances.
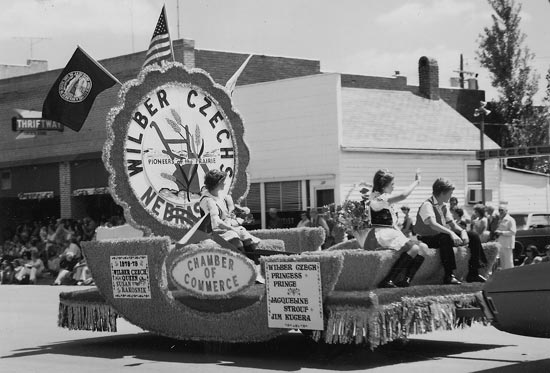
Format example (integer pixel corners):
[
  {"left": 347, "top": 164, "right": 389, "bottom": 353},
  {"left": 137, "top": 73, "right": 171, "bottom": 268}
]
[
  {"left": 495, "top": 204, "right": 516, "bottom": 269},
  {"left": 414, "top": 178, "right": 486, "bottom": 285}
]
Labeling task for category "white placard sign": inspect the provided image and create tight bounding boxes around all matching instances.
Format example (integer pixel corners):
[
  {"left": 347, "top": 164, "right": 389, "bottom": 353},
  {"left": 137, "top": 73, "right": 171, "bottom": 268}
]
[
  {"left": 110, "top": 255, "right": 151, "bottom": 299},
  {"left": 265, "top": 262, "right": 324, "bottom": 330}
]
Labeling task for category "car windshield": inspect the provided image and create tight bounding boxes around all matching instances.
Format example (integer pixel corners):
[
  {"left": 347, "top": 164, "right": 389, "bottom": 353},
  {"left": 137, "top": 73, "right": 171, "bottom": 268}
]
[
  {"left": 511, "top": 214, "right": 528, "bottom": 230},
  {"left": 530, "top": 214, "right": 550, "bottom": 227},
  {"left": 511, "top": 214, "right": 550, "bottom": 230}
]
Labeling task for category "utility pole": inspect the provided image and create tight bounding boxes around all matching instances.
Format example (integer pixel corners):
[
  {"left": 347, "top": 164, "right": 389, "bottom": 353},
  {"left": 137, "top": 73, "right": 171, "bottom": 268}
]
[
  {"left": 459, "top": 54, "right": 464, "bottom": 88},
  {"left": 453, "top": 54, "right": 476, "bottom": 89},
  {"left": 474, "top": 101, "right": 491, "bottom": 204},
  {"left": 12, "top": 37, "right": 51, "bottom": 59}
]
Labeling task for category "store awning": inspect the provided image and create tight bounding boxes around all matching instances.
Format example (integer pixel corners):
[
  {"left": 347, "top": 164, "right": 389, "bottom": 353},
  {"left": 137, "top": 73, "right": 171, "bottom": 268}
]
[
  {"left": 18, "top": 191, "right": 55, "bottom": 200},
  {"left": 72, "top": 187, "right": 110, "bottom": 196}
]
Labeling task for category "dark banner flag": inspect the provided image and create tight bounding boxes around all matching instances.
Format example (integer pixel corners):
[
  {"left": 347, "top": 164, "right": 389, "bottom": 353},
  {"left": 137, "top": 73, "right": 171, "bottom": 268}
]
[{"left": 42, "top": 46, "right": 120, "bottom": 132}]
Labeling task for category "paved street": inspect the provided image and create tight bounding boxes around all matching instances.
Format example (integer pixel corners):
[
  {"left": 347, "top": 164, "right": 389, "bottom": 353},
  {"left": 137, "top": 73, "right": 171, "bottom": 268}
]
[{"left": 1, "top": 285, "right": 550, "bottom": 373}]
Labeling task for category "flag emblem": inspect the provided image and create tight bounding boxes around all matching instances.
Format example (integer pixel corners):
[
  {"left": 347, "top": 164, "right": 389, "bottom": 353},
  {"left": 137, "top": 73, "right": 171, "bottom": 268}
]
[
  {"left": 142, "top": 5, "right": 173, "bottom": 68},
  {"left": 42, "top": 46, "right": 120, "bottom": 132},
  {"left": 58, "top": 71, "right": 92, "bottom": 103}
]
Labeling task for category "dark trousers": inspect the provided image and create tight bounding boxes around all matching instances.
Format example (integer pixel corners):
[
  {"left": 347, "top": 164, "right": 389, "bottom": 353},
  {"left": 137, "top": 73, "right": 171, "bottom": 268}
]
[{"left": 419, "top": 231, "right": 484, "bottom": 275}]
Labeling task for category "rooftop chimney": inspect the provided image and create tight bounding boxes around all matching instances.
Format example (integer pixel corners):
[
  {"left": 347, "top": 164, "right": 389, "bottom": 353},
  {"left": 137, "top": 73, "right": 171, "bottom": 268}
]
[
  {"left": 173, "top": 38, "right": 195, "bottom": 69},
  {"left": 418, "top": 56, "right": 439, "bottom": 100}
]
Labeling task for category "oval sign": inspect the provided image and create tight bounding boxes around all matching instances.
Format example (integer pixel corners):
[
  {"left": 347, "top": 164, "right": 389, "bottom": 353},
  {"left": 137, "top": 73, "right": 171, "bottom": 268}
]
[
  {"left": 105, "top": 63, "right": 251, "bottom": 240},
  {"left": 169, "top": 247, "right": 256, "bottom": 299}
]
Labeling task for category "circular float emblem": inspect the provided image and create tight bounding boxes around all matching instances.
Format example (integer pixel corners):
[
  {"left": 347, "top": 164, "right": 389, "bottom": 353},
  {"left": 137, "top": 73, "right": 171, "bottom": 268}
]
[
  {"left": 59, "top": 71, "right": 92, "bottom": 102},
  {"left": 105, "top": 63, "right": 250, "bottom": 239}
]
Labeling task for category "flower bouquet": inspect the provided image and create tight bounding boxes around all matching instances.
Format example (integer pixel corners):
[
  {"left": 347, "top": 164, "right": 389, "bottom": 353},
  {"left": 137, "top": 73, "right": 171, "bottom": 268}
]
[{"left": 336, "top": 200, "right": 370, "bottom": 232}]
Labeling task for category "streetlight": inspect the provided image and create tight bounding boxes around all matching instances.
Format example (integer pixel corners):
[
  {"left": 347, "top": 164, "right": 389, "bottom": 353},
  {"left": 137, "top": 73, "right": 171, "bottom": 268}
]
[{"left": 474, "top": 101, "right": 491, "bottom": 204}]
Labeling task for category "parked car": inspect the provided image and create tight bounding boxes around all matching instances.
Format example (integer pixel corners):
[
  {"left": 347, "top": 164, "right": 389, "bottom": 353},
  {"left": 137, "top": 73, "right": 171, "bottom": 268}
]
[
  {"left": 478, "top": 262, "right": 550, "bottom": 338},
  {"left": 510, "top": 212, "right": 550, "bottom": 265}
]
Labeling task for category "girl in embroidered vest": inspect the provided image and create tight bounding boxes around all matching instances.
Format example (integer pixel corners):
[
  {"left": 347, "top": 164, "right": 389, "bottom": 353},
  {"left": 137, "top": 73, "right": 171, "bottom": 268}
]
[
  {"left": 199, "top": 170, "right": 260, "bottom": 256},
  {"left": 368, "top": 169, "right": 427, "bottom": 288}
]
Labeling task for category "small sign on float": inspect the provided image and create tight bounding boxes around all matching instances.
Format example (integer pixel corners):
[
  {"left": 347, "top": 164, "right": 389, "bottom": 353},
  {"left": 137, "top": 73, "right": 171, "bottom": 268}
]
[
  {"left": 265, "top": 261, "right": 324, "bottom": 330},
  {"left": 110, "top": 255, "right": 152, "bottom": 299}
]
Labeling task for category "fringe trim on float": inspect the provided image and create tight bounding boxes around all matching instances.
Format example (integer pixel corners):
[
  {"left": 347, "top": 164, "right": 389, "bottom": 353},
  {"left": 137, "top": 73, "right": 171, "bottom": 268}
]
[
  {"left": 310, "top": 293, "right": 486, "bottom": 349},
  {"left": 58, "top": 300, "right": 119, "bottom": 332}
]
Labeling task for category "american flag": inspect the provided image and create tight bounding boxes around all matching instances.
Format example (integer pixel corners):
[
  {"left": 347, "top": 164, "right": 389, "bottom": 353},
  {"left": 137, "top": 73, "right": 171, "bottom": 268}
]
[{"left": 142, "top": 5, "right": 173, "bottom": 68}]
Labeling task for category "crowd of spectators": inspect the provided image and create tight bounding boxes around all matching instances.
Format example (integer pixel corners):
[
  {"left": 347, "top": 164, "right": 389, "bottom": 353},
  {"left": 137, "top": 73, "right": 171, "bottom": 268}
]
[
  {"left": 0, "top": 215, "right": 125, "bottom": 285},
  {"left": 449, "top": 199, "right": 550, "bottom": 269}
]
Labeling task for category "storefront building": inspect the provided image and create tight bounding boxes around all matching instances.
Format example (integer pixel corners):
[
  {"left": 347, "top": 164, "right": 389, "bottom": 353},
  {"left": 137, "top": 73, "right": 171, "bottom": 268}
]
[{"left": 0, "top": 39, "right": 497, "bottom": 238}]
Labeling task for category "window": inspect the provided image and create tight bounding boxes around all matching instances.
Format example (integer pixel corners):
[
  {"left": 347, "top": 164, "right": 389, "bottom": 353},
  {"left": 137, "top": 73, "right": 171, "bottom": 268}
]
[
  {"left": 265, "top": 181, "right": 302, "bottom": 211},
  {"left": 316, "top": 189, "right": 334, "bottom": 207},
  {"left": 1, "top": 170, "right": 11, "bottom": 190},
  {"left": 241, "top": 183, "right": 261, "bottom": 212},
  {"left": 241, "top": 181, "right": 303, "bottom": 213},
  {"left": 467, "top": 164, "right": 482, "bottom": 184}
]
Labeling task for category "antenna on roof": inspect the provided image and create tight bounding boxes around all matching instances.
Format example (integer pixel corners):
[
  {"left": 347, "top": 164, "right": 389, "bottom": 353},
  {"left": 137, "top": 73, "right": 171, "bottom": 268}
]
[{"left": 453, "top": 53, "right": 476, "bottom": 88}]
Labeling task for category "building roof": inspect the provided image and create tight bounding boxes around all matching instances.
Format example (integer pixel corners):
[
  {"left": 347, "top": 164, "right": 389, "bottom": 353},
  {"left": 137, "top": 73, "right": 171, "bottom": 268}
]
[{"left": 341, "top": 87, "right": 499, "bottom": 151}]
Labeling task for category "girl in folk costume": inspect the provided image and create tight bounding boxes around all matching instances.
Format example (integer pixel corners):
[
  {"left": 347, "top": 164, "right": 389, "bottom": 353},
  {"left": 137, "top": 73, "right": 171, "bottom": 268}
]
[
  {"left": 367, "top": 169, "right": 428, "bottom": 288},
  {"left": 199, "top": 169, "right": 260, "bottom": 258}
]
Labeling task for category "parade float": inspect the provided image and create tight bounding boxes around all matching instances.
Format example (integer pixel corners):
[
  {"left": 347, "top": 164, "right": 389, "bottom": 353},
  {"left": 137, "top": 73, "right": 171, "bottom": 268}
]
[{"left": 58, "top": 60, "right": 500, "bottom": 349}]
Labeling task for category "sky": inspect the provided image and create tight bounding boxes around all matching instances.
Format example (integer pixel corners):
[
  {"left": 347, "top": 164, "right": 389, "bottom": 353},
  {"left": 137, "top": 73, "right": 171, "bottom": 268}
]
[{"left": 2, "top": 0, "right": 550, "bottom": 103}]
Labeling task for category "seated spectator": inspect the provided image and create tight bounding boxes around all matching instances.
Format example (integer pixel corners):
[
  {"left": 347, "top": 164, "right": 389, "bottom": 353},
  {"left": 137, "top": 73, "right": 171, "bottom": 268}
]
[
  {"left": 10, "top": 235, "right": 24, "bottom": 258},
  {"left": 14, "top": 250, "right": 45, "bottom": 284},
  {"left": 486, "top": 205, "right": 500, "bottom": 241},
  {"left": 451, "top": 207, "right": 468, "bottom": 230},
  {"left": 296, "top": 211, "right": 310, "bottom": 228},
  {"left": 308, "top": 207, "right": 331, "bottom": 249},
  {"left": 46, "top": 243, "right": 62, "bottom": 274},
  {"left": 82, "top": 217, "right": 97, "bottom": 241},
  {"left": 541, "top": 245, "right": 550, "bottom": 262},
  {"left": 520, "top": 245, "right": 543, "bottom": 266},
  {"left": 72, "top": 259, "right": 94, "bottom": 286},
  {"left": 414, "top": 178, "right": 487, "bottom": 285},
  {"left": 400, "top": 205, "right": 413, "bottom": 237},
  {"left": 0, "top": 257, "right": 16, "bottom": 284},
  {"left": 450, "top": 196, "right": 471, "bottom": 226},
  {"left": 471, "top": 204, "right": 490, "bottom": 243},
  {"left": 267, "top": 208, "right": 282, "bottom": 229},
  {"left": 46, "top": 223, "right": 57, "bottom": 244},
  {"left": 53, "top": 237, "right": 81, "bottom": 285},
  {"left": 2, "top": 240, "right": 17, "bottom": 259}
]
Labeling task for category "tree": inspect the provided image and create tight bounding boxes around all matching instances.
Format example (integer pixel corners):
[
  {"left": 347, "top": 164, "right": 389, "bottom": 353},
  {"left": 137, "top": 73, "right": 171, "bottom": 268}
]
[{"left": 476, "top": 0, "right": 549, "bottom": 171}]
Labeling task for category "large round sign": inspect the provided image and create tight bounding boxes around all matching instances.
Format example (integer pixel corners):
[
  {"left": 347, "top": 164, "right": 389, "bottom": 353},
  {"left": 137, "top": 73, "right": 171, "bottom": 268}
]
[{"left": 105, "top": 63, "right": 251, "bottom": 239}]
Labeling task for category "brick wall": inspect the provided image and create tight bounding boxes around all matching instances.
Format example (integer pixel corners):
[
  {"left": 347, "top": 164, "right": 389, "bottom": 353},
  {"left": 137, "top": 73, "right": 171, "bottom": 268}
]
[
  {"left": 0, "top": 38, "right": 322, "bottom": 168},
  {"left": 59, "top": 162, "right": 71, "bottom": 218},
  {"left": 195, "top": 50, "right": 320, "bottom": 87}
]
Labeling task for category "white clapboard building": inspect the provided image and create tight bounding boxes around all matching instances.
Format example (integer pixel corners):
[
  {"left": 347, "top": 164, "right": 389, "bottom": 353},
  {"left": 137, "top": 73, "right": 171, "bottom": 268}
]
[{"left": 234, "top": 57, "right": 501, "bottom": 227}]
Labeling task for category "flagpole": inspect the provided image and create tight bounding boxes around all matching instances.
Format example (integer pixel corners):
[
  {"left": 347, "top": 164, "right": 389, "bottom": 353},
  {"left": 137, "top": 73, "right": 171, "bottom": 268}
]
[
  {"left": 77, "top": 45, "right": 122, "bottom": 85},
  {"left": 177, "top": 0, "right": 181, "bottom": 40},
  {"left": 162, "top": 4, "right": 175, "bottom": 62}
]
